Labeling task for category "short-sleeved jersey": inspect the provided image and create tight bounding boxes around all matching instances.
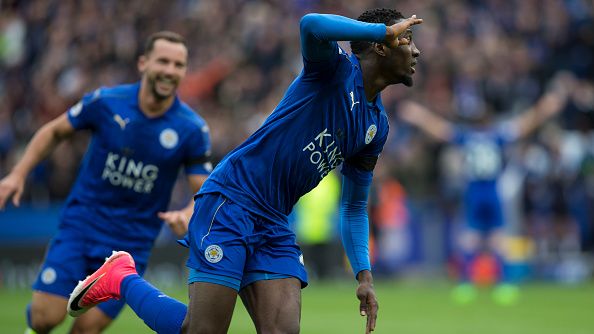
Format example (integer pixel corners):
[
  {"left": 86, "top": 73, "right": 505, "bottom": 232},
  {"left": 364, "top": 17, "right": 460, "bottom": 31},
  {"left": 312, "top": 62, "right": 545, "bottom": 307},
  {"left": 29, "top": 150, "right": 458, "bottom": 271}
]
[
  {"left": 62, "top": 82, "right": 211, "bottom": 250},
  {"left": 452, "top": 124, "right": 518, "bottom": 184},
  {"left": 200, "top": 47, "right": 389, "bottom": 222}
]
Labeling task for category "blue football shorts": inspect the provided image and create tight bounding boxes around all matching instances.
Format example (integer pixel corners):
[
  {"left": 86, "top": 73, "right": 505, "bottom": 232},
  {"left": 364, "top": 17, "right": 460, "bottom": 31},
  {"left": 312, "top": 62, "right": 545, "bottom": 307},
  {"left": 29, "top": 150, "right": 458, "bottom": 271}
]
[
  {"left": 186, "top": 193, "right": 308, "bottom": 291},
  {"left": 32, "top": 227, "right": 147, "bottom": 319},
  {"left": 464, "top": 186, "right": 503, "bottom": 233}
]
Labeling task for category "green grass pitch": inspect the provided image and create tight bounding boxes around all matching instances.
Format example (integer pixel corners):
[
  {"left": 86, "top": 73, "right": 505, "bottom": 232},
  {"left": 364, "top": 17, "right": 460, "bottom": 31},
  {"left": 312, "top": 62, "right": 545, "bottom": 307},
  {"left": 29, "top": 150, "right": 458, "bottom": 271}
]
[{"left": 1, "top": 280, "right": 593, "bottom": 333}]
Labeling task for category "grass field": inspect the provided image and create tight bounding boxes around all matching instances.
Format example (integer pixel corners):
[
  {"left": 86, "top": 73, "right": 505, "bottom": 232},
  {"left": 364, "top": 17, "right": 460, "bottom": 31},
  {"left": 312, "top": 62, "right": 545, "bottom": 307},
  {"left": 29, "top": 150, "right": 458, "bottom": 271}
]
[{"left": 1, "top": 280, "right": 593, "bottom": 334}]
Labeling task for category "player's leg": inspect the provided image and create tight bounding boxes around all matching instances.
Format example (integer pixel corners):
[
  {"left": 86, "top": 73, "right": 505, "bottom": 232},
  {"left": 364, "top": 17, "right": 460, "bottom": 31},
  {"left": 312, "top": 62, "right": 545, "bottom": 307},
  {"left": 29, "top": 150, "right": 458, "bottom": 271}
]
[
  {"left": 183, "top": 193, "right": 255, "bottom": 333},
  {"left": 28, "top": 232, "right": 87, "bottom": 333},
  {"left": 239, "top": 277, "right": 302, "bottom": 334},
  {"left": 185, "top": 282, "right": 238, "bottom": 333},
  {"left": 28, "top": 292, "right": 67, "bottom": 333},
  {"left": 238, "top": 217, "right": 307, "bottom": 333},
  {"left": 69, "top": 249, "right": 148, "bottom": 333},
  {"left": 68, "top": 251, "right": 188, "bottom": 333},
  {"left": 69, "top": 308, "right": 113, "bottom": 334}
]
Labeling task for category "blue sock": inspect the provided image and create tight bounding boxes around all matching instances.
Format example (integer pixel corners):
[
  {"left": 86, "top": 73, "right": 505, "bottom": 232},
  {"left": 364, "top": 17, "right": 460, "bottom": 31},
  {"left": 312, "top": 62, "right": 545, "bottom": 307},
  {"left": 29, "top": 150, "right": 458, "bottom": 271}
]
[
  {"left": 121, "top": 275, "right": 187, "bottom": 334},
  {"left": 492, "top": 251, "right": 508, "bottom": 284},
  {"left": 461, "top": 251, "right": 477, "bottom": 283},
  {"left": 26, "top": 303, "right": 32, "bottom": 329}
]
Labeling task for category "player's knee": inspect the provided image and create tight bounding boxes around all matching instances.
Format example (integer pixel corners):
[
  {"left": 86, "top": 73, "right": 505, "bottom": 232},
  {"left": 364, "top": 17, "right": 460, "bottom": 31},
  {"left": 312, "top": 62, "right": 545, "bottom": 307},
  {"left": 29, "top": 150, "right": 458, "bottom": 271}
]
[
  {"left": 257, "top": 317, "right": 300, "bottom": 334},
  {"left": 70, "top": 309, "right": 113, "bottom": 334},
  {"left": 69, "top": 320, "right": 106, "bottom": 334},
  {"left": 258, "top": 324, "right": 301, "bottom": 334},
  {"left": 29, "top": 304, "right": 65, "bottom": 334}
]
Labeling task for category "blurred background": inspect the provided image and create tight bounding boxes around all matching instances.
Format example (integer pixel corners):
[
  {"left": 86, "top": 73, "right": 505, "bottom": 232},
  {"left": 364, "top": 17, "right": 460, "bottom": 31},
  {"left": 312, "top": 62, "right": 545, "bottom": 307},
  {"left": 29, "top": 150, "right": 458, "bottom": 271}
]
[{"left": 1, "top": 0, "right": 594, "bottom": 332}]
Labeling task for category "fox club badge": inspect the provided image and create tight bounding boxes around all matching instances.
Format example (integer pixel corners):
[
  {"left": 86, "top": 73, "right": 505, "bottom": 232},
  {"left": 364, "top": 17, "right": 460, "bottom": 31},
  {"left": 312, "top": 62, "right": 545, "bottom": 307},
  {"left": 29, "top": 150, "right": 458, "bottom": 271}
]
[
  {"left": 365, "top": 124, "right": 377, "bottom": 144},
  {"left": 159, "top": 128, "right": 178, "bottom": 149},
  {"left": 205, "top": 245, "right": 223, "bottom": 263}
]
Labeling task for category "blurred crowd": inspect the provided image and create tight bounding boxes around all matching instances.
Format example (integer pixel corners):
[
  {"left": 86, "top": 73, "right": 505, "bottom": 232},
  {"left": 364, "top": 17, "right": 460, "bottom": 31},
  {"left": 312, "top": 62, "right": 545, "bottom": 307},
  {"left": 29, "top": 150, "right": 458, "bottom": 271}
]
[{"left": 1, "top": 0, "right": 594, "bottom": 280}]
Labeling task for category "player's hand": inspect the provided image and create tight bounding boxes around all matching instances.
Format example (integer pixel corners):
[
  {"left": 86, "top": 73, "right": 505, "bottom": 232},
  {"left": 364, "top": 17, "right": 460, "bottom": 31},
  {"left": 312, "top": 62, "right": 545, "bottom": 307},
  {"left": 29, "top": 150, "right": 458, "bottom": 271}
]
[
  {"left": 385, "top": 15, "right": 423, "bottom": 48},
  {"left": 158, "top": 210, "right": 190, "bottom": 237},
  {"left": 356, "top": 270, "right": 379, "bottom": 333},
  {"left": 0, "top": 172, "right": 26, "bottom": 210}
]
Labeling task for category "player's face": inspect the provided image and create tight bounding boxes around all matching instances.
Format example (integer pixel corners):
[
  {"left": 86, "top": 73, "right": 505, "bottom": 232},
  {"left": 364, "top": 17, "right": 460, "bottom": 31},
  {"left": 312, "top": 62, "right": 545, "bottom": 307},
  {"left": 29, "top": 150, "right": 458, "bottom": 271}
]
[
  {"left": 139, "top": 39, "right": 188, "bottom": 100},
  {"left": 382, "top": 23, "right": 420, "bottom": 87}
]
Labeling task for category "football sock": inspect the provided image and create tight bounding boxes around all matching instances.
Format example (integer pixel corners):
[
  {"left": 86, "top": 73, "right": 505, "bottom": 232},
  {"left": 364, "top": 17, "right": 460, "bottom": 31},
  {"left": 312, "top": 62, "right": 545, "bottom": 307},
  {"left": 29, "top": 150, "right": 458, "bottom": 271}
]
[
  {"left": 121, "top": 275, "right": 187, "bottom": 333},
  {"left": 461, "top": 251, "right": 477, "bottom": 283},
  {"left": 25, "top": 303, "right": 32, "bottom": 329}
]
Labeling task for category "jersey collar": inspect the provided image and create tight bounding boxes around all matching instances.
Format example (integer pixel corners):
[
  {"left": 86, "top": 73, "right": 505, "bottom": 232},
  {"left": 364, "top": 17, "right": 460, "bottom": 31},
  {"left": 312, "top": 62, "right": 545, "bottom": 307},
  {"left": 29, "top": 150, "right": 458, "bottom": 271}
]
[{"left": 348, "top": 54, "right": 385, "bottom": 114}]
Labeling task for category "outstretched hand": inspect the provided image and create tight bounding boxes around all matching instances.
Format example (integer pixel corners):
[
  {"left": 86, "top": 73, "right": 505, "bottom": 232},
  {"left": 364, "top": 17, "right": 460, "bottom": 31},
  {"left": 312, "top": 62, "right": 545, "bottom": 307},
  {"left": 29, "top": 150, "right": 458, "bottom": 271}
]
[
  {"left": 356, "top": 271, "right": 379, "bottom": 333},
  {"left": 158, "top": 210, "right": 190, "bottom": 237},
  {"left": 385, "top": 15, "right": 423, "bottom": 48},
  {"left": 0, "top": 173, "right": 25, "bottom": 210}
]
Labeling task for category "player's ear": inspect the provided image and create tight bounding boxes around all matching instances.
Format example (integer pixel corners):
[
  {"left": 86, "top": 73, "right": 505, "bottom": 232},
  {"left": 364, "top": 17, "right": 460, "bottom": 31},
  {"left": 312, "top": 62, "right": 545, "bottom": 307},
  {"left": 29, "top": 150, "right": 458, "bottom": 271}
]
[
  {"left": 373, "top": 43, "right": 387, "bottom": 57},
  {"left": 138, "top": 55, "right": 147, "bottom": 73}
]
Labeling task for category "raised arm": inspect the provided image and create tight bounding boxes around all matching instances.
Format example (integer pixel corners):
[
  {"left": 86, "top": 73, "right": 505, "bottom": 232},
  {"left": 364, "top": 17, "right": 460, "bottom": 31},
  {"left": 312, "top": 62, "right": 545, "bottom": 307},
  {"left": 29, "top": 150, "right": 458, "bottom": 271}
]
[
  {"left": 510, "top": 76, "right": 571, "bottom": 140},
  {"left": 300, "top": 13, "right": 422, "bottom": 62},
  {"left": 340, "top": 174, "right": 378, "bottom": 333},
  {"left": 399, "top": 101, "right": 454, "bottom": 142},
  {"left": 0, "top": 113, "right": 75, "bottom": 209}
]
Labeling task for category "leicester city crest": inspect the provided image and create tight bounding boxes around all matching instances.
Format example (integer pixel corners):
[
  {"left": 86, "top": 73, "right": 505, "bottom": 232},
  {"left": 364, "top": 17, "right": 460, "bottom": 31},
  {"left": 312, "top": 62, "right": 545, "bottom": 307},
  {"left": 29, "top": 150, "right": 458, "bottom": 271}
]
[
  {"left": 159, "top": 128, "right": 179, "bottom": 149},
  {"left": 41, "top": 267, "right": 57, "bottom": 285},
  {"left": 204, "top": 245, "right": 224, "bottom": 263},
  {"left": 365, "top": 124, "right": 377, "bottom": 144}
]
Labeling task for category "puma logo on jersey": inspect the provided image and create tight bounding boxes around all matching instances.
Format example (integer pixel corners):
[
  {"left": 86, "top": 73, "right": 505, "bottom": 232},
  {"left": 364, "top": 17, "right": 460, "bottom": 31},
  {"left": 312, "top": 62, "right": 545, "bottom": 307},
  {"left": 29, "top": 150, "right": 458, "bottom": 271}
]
[
  {"left": 113, "top": 114, "right": 130, "bottom": 130},
  {"left": 350, "top": 91, "right": 360, "bottom": 111}
]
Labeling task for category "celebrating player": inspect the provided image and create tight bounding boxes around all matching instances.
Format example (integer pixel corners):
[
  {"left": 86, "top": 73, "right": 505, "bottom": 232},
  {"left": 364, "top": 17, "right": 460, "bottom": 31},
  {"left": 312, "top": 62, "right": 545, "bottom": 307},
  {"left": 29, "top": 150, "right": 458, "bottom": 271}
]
[
  {"left": 68, "top": 9, "right": 422, "bottom": 334},
  {"left": 0, "top": 31, "right": 212, "bottom": 333},
  {"left": 399, "top": 76, "right": 569, "bottom": 304}
]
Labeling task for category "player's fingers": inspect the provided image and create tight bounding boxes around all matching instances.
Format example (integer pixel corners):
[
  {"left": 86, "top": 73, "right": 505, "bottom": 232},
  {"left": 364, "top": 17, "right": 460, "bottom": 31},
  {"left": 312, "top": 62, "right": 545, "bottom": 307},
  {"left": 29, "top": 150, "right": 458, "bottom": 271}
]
[
  {"left": 406, "top": 15, "right": 423, "bottom": 27},
  {"left": 359, "top": 298, "right": 367, "bottom": 316},
  {"left": 0, "top": 186, "right": 11, "bottom": 210},
  {"left": 13, "top": 189, "right": 21, "bottom": 207},
  {"left": 367, "top": 300, "right": 378, "bottom": 332}
]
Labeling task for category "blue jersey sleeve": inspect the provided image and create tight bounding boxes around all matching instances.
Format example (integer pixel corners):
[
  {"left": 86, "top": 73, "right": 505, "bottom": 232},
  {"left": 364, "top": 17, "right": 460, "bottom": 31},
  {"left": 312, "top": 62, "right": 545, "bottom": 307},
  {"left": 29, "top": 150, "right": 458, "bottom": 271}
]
[
  {"left": 340, "top": 174, "right": 371, "bottom": 277},
  {"left": 67, "top": 88, "right": 103, "bottom": 130},
  {"left": 300, "top": 14, "right": 386, "bottom": 72},
  {"left": 184, "top": 123, "right": 212, "bottom": 175}
]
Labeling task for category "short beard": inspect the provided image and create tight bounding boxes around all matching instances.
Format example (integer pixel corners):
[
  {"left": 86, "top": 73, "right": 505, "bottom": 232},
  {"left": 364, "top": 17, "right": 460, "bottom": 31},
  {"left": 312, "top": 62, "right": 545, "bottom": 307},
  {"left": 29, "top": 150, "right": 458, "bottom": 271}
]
[
  {"left": 148, "top": 76, "right": 173, "bottom": 100},
  {"left": 401, "top": 76, "right": 413, "bottom": 87}
]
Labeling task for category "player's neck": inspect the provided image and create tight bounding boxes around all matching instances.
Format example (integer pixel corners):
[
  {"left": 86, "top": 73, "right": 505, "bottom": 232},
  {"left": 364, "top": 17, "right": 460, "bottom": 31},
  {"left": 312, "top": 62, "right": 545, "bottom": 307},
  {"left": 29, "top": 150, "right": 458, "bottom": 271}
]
[
  {"left": 358, "top": 58, "right": 387, "bottom": 103},
  {"left": 138, "top": 85, "right": 174, "bottom": 117}
]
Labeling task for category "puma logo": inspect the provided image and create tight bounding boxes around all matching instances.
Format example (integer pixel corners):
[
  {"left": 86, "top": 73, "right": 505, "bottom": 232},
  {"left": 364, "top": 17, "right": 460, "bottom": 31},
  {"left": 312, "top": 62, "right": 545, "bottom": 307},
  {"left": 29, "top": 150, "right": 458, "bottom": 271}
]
[
  {"left": 113, "top": 115, "right": 130, "bottom": 130},
  {"left": 350, "top": 91, "right": 360, "bottom": 111}
]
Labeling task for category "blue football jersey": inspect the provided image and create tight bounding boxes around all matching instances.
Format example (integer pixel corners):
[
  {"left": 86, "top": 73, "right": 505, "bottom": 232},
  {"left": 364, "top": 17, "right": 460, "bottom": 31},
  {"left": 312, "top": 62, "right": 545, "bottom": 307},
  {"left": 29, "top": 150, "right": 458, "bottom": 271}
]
[
  {"left": 200, "top": 47, "right": 389, "bottom": 222},
  {"left": 62, "top": 82, "right": 211, "bottom": 249},
  {"left": 453, "top": 124, "right": 517, "bottom": 183}
]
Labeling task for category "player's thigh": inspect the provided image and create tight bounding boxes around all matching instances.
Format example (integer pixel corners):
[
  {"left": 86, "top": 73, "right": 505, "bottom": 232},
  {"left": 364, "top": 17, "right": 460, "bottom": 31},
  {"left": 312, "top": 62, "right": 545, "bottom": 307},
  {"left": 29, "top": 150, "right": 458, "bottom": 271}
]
[
  {"left": 30, "top": 291, "right": 67, "bottom": 327},
  {"left": 70, "top": 308, "right": 113, "bottom": 334},
  {"left": 239, "top": 278, "right": 302, "bottom": 334},
  {"left": 185, "top": 282, "right": 238, "bottom": 334}
]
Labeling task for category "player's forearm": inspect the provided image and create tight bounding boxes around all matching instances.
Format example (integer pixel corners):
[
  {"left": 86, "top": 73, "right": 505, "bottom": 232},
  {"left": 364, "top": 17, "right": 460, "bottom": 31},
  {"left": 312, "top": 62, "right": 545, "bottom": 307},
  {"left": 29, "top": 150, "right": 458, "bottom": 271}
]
[
  {"left": 11, "top": 124, "right": 64, "bottom": 178},
  {"left": 340, "top": 176, "right": 372, "bottom": 277},
  {"left": 357, "top": 269, "right": 374, "bottom": 285},
  {"left": 300, "top": 13, "right": 386, "bottom": 61},
  {"left": 300, "top": 14, "right": 387, "bottom": 43},
  {"left": 181, "top": 199, "right": 195, "bottom": 219}
]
